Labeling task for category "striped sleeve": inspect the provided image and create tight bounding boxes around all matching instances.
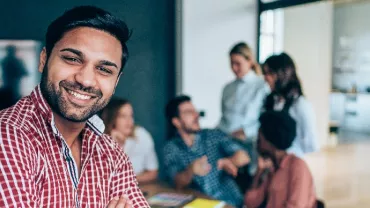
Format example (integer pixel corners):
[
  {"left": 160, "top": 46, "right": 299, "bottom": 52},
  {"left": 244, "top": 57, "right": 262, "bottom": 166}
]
[
  {"left": 110, "top": 151, "right": 149, "bottom": 208},
  {"left": 0, "top": 124, "right": 39, "bottom": 207}
]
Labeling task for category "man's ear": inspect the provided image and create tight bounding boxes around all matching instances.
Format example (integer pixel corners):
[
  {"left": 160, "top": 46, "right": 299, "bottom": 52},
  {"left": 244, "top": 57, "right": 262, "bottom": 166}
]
[
  {"left": 172, "top": 117, "right": 181, "bottom": 129},
  {"left": 38, "top": 47, "right": 47, "bottom": 73}
]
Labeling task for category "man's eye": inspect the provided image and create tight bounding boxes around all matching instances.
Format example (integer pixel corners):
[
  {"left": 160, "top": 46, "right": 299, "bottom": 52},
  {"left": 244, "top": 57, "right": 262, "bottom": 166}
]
[
  {"left": 62, "top": 56, "right": 80, "bottom": 63},
  {"left": 98, "top": 67, "right": 112, "bottom": 74}
]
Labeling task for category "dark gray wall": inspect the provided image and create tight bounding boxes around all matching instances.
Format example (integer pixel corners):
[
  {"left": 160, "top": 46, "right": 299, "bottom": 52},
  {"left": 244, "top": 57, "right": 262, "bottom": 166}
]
[{"left": 0, "top": 0, "right": 175, "bottom": 174}]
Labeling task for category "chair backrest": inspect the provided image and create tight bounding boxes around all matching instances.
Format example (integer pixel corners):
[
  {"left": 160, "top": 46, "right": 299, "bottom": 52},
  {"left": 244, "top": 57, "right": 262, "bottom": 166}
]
[{"left": 317, "top": 199, "right": 325, "bottom": 208}]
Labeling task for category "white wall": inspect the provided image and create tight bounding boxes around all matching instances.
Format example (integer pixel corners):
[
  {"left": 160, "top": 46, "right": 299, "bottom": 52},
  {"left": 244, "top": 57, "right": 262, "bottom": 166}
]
[
  {"left": 181, "top": 0, "right": 258, "bottom": 127},
  {"left": 283, "top": 1, "right": 333, "bottom": 147}
]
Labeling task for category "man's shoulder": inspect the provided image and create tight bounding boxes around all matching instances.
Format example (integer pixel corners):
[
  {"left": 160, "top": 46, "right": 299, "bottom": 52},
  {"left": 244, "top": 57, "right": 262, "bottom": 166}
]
[
  {"left": 97, "top": 133, "right": 130, "bottom": 162},
  {"left": 0, "top": 96, "right": 36, "bottom": 133},
  {"left": 163, "top": 138, "right": 181, "bottom": 153}
]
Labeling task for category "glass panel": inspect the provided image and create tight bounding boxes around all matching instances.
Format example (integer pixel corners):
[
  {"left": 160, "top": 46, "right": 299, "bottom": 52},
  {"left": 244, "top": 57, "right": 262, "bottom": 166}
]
[
  {"left": 260, "top": 10, "right": 275, "bottom": 34},
  {"left": 259, "top": 35, "right": 274, "bottom": 63}
]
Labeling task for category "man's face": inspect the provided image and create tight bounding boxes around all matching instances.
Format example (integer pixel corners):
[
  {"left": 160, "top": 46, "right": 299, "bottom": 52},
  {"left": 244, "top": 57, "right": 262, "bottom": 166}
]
[
  {"left": 39, "top": 27, "right": 123, "bottom": 122},
  {"left": 174, "top": 101, "right": 201, "bottom": 134}
]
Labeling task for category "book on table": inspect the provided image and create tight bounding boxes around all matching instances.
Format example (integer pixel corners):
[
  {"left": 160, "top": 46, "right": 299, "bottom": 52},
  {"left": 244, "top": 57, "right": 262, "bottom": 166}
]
[{"left": 147, "top": 192, "right": 195, "bottom": 207}]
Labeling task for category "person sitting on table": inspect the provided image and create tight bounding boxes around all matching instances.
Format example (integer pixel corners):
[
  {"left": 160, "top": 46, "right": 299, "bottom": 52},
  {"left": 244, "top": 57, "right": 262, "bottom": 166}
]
[
  {"left": 163, "top": 95, "right": 250, "bottom": 208},
  {"left": 245, "top": 111, "right": 317, "bottom": 208},
  {"left": 101, "top": 98, "right": 159, "bottom": 184}
]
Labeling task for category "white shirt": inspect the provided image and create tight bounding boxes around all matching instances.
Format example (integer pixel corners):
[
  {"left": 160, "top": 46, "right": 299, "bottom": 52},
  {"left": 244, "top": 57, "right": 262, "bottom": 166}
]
[
  {"left": 274, "top": 96, "right": 320, "bottom": 157},
  {"left": 218, "top": 71, "right": 270, "bottom": 139},
  {"left": 123, "top": 126, "right": 158, "bottom": 174}
]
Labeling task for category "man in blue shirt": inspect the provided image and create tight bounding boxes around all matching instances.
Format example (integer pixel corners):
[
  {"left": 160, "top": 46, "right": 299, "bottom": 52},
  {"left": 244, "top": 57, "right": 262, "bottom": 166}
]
[{"left": 163, "top": 95, "right": 250, "bottom": 208}]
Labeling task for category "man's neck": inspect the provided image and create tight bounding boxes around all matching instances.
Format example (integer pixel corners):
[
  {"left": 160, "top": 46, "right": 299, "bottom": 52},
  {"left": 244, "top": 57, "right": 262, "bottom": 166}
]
[
  {"left": 178, "top": 130, "right": 196, "bottom": 147},
  {"left": 53, "top": 113, "right": 86, "bottom": 147}
]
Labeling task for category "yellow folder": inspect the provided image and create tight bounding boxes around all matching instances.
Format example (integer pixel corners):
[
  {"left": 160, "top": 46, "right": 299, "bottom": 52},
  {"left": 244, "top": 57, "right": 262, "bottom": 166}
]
[{"left": 183, "top": 198, "right": 225, "bottom": 208}]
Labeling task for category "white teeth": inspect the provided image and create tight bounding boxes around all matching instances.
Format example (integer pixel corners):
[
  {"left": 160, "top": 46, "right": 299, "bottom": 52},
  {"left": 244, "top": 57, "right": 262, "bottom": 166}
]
[{"left": 67, "top": 90, "right": 91, "bottom": 100}]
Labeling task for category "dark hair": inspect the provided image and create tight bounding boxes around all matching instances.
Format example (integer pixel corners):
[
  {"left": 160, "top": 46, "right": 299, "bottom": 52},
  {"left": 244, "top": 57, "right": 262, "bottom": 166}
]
[
  {"left": 45, "top": 6, "right": 131, "bottom": 71},
  {"left": 165, "top": 95, "right": 191, "bottom": 123},
  {"left": 165, "top": 95, "right": 191, "bottom": 136},
  {"left": 230, "top": 42, "right": 262, "bottom": 75},
  {"left": 100, "top": 97, "right": 131, "bottom": 135},
  {"left": 259, "top": 111, "right": 296, "bottom": 150},
  {"left": 263, "top": 52, "right": 303, "bottom": 111}
]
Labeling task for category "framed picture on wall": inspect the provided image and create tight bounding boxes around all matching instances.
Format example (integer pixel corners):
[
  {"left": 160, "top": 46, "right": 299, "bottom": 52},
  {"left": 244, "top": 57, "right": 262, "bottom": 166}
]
[{"left": 0, "top": 40, "right": 43, "bottom": 110}]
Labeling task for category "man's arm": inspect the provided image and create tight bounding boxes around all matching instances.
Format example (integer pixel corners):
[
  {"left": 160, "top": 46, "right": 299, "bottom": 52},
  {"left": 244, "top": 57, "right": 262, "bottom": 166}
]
[
  {"left": 136, "top": 170, "right": 158, "bottom": 184},
  {"left": 173, "top": 156, "right": 210, "bottom": 190},
  {"left": 229, "top": 150, "right": 250, "bottom": 167},
  {"left": 173, "top": 165, "right": 194, "bottom": 190},
  {"left": 110, "top": 153, "right": 149, "bottom": 208},
  {"left": 0, "top": 125, "right": 39, "bottom": 207}
]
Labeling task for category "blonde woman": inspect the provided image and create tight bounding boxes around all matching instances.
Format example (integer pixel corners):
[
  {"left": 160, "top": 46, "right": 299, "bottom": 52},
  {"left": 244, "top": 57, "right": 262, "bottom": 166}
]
[
  {"left": 101, "top": 98, "right": 158, "bottom": 184},
  {"left": 218, "top": 42, "right": 269, "bottom": 142}
]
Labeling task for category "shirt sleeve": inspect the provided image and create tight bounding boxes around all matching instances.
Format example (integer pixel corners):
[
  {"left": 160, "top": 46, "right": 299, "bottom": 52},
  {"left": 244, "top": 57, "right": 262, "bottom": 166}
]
[
  {"left": 285, "top": 159, "right": 315, "bottom": 208},
  {"left": 163, "top": 143, "right": 185, "bottom": 184},
  {"left": 141, "top": 128, "right": 158, "bottom": 171},
  {"left": 296, "top": 98, "right": 320, "bottom": 153},
  {"left": 0, "top": 125, "right": 39, "bottom": 207},
  {"left": 242, "top": 83, "right": 269, "bottom": 140},
  {"left": 216, "top": 130, "right": 244, "bottom": 156},
  {"left": 110, "top": 152, "right": 149, "bottom": 208}
]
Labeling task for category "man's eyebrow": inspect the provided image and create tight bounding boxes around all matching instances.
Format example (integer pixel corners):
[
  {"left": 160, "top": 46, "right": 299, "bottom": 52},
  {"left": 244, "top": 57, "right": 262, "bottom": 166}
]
[
  {"left": 99, "top": 60, "right": 118, "bottom": 69},
  {"left": 60, "top": 48, "right": 83, "bottom": 57}
]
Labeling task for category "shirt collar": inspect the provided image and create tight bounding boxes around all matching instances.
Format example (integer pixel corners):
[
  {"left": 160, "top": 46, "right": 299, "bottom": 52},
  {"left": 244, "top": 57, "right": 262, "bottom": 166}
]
[
  {"left": 174, "top": 132, "right": 201, "bottom": 150},
  {"left": 238, "top": 70, "right": 257, "bottom": 83},
  {"left": 30, "top": 85, "right": 105, "bottom": 137}
]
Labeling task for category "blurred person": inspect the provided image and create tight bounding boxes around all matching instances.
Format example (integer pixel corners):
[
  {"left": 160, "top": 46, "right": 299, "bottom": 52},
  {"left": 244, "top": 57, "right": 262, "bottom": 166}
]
[
  {"left": 218, "top": 42, "right": 269, "bottom": 142},
  {"left": 163, "top": 95, "right": 250, "bottom": 208},
  {"left": 0, "top": 6, "right": 149, "bottom": 207},
  {"left": 101, "top": 98, "right": 158, "bottom": 184},
  {"left": 0, "top": 45, "right": 28, "bottom": 109},
  {"left": 218, "top": 42, "right": 270, "bottom": 192},
  {"left": 262, "top": 52, "right": 319, "bottom": 157},
  {"left": 245, "top": 111, "right": 317, "bottom": 208}
]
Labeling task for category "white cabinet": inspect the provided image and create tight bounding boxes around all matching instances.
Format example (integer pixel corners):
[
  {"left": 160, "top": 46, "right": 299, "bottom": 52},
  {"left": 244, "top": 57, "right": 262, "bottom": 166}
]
[{"left": 342, "top": 94, "right": 370, "bottom": 133}]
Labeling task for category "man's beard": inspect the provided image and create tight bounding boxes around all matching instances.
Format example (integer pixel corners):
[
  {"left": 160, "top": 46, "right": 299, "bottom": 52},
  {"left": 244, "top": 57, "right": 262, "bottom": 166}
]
[
  {"left": 40, "top": 65, "right": 111, "bottom": 122},
  {"left": 182, "top": 121, "right": 201, "bottom": 134}
]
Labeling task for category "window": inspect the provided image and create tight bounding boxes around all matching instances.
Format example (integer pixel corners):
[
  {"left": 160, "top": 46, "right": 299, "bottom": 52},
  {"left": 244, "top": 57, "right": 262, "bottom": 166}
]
[{"left": 258, "top": 9, "right": 284, "bottom": 63}]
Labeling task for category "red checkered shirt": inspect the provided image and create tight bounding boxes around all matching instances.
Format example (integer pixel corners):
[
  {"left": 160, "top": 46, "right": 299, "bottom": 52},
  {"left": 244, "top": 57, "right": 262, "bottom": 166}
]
[{"left": 0, "top": 86, "right": 149, "bottom": 207}]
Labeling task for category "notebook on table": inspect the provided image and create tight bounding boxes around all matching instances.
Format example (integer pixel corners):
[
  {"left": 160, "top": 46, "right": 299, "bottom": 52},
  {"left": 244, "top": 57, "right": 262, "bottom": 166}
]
[{"left": 147, "top": 192, "right": 195, "bottom": 208}]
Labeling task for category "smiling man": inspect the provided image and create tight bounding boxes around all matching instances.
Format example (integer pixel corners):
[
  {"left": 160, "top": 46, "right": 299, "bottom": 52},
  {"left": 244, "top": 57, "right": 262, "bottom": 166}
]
[{"left": 0, "top": 6, "right": 149, "bottom": 208}]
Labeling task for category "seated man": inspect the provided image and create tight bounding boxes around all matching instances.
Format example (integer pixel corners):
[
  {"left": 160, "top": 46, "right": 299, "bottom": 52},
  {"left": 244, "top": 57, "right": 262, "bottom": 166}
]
[
  {"left": 245, "top": 111, "right": 317, "bottom": 208},
  {"left": 163, "top": 95, "right": 250, "bottom": 208}
]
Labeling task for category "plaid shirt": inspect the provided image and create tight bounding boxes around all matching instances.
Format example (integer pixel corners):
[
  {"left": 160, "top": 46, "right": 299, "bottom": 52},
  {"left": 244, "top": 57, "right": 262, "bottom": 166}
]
[
  {"left": 163, "top": 129, "right": 244, "bottom": 207},
  {"left": 0, "top": 86, "right": 149, "bottom": 207}
]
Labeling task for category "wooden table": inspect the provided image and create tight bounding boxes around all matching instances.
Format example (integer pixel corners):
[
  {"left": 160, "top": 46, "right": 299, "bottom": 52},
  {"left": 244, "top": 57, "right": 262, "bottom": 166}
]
[{"left": 140, "top": 182, "right": 234, "bottom": 208}]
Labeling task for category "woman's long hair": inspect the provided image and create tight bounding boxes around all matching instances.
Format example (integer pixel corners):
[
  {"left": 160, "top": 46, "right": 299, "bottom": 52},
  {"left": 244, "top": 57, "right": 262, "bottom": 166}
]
[
  {"left": 263, "top": 52, "right": 304, "bottom": 111},
  {"left": 100, "top": 98, "right": 133, "bottom": 136}
]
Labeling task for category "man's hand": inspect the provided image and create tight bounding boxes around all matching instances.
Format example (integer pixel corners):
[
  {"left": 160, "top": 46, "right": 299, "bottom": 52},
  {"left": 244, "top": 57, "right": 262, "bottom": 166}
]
[
  {"left": 107, "top": 195, "right": 132, "bottom": 208},
  {"left": 217, "top": 158, "right": 238, "bottom": 177},
  {"left": 231, "top": 129, "right": 247, "bottom": 141},
  {"left": 191, "top": 156, "right": 211, "bottom": 176}
]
